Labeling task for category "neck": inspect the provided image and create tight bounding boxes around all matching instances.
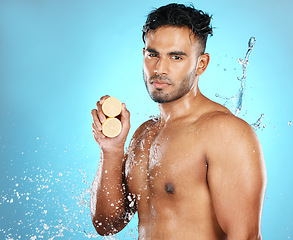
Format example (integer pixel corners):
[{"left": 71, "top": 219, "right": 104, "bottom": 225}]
[{"left": 158, "top": 84, "right": 204, "bottom": 125}]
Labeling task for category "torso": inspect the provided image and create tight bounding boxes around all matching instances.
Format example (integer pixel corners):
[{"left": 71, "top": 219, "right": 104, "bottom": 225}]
[{"left": 125, "top": 101, "right": 229, "bottom": 239}]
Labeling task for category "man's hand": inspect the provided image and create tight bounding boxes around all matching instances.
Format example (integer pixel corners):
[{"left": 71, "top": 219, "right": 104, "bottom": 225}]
[
  {"left": 90, "top": 96, "right": 132, "bottom": 235},
  {"left": 91, "top": 95, "right": 130, "bottom": 152}
]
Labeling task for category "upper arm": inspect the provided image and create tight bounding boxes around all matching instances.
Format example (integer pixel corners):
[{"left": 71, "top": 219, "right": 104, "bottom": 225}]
[
  {"left": 206, "top": 116, "right": 267, "bottom": 238},
  {"left": 122, "top": 120, "right": 155, "bottom": 219}
]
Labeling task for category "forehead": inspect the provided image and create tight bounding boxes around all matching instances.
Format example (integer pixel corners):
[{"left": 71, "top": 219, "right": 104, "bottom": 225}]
[{"left": 144, "top": 26, "right": 199, "bottom": 52}]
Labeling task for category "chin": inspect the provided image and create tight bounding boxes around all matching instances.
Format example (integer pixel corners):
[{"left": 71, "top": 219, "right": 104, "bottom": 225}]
[
  {"left": 150, "top": 94, "right": 167, "bottom": 103},
  {"left": 150, "top": 92, "right": 182, "bottom": 104}
]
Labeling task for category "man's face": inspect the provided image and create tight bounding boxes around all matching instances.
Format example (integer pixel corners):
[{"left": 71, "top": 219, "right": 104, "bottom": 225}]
[{"left": 143, "top": 26, "right": 202, "bottom": 103}]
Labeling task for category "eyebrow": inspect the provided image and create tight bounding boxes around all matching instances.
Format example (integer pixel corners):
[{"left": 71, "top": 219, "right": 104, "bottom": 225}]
[
  {"left": 145, "top": 48, "right": 187, "bottom": 56},
  {"left": 145, "top": 48, "right": 159, "bottom": 54},
  {"left": 168, "top": 51, "right": 187, "bottom": 56}
]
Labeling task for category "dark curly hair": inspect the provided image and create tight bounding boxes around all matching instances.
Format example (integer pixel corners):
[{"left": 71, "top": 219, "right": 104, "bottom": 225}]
[{"left": 142, "top": 3, "right": 213, "bottom": 53}]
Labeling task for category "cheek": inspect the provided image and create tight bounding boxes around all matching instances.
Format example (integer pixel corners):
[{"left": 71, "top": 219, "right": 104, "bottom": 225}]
[
  {"left": 182, "top": 59, "right": 197, "bottom": 71},
  {"left": 170, "top": 62, "right": 194, "bottom": 78},
  {"left": 143, "top": 59, "right": 155, "bottom": 74}
]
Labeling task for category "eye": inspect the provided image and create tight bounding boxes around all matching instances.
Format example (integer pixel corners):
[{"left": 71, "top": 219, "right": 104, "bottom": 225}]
[
  {"left": 148, "top": 53, "right": 158, "bottom": 58},
  {"left": 171, "top": 55, "right": 182, "bottom": 60}
]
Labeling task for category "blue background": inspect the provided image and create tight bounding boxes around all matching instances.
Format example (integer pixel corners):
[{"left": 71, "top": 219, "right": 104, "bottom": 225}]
[{"left": 0, "top": 0, "right": 292, "bottom": 239}]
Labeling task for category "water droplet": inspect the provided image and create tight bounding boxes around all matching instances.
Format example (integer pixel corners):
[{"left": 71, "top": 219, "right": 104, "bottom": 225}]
[
  {"left": 288, "top": 121, "right": 292, "bottom": 126},
  {"left": 129, "top": 201, "right": 135, "bottom": 207},
  {"left": 149, "top": 114, "right": 160, "bottom": 122},
  {"left": 251, "top": 114, "right": 265, "bottom": 131}
]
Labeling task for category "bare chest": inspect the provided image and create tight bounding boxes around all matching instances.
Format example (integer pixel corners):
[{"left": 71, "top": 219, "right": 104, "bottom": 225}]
[{"left": 125, "top": 124, "right": 207, "bottom": 201}]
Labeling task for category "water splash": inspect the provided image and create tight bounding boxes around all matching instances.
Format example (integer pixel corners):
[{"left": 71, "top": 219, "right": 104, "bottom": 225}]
[
  {"left": 216, "top": 37, "right": 256, "bottom": 116},
  {"left": 149, "top": 114, "right": 160, "bottom": 122},
  {"left": 251, "top": 114, "right": 265, "bottom": 131},
  {"left": 0, "top": 155, "right": 138, "bottom": 240},
  {"left": 0, "top": 166, "right": 98, "bottom": 239}
]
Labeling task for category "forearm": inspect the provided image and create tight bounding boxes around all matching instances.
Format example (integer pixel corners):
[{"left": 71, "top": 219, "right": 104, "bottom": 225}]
[{"left": 90, "top": 148, "right": 127, "bottom": 233}]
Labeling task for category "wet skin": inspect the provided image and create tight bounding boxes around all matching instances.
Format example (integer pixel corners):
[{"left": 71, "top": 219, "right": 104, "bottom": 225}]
[{"left": 91, "top": 27, "right": 267, "bottom": 239}]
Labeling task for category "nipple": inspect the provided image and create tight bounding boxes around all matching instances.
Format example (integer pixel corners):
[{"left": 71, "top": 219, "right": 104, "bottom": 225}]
[{"left": 165, "top": 182, "right": 175, "bottom": 194}]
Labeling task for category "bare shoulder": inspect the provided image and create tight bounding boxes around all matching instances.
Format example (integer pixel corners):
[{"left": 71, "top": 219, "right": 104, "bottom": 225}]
[
  {"left": 198, "top": 108, "right": 264, "bottom": 169},
  {"left": 127, "top": 119, "right": 158, "bottom": 151},
  {"left": 203, "top": 110, "right": 258, "bottom": 143},
  {"left": 195, "top": 97, "right": 256, "bottom": 141},
  {"left": 132, "top": 119, "right": 157, "bottom": 139},
  {"left": 193, "top": 97, "right": 262, "bottom": 159},
  {"left": 200, "top": 102, "right": 267, "bottom": 186}
]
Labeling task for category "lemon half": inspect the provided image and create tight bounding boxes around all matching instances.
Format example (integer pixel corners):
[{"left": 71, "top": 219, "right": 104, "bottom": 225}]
[
  {"left": 102, "top": 97, "right": 122, "bottom": 118},
  {"left": 102, "top": 118, "right": 122, "bottom": 138}
]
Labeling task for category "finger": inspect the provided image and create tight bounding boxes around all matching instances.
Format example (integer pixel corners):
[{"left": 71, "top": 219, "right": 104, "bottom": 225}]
[
  {"left": 92, "top": 123, "right": 105, "bottom": 142},
  {"left": 100, "top": 95, "right": 110, "bottom": 105},
  {"left": 120, "top": 103, "right": 130, "bottom": 136},
  {"left": 96, "top": 101, "right": 107, "bottom": 124},
  {"left": 91, "top": 109, "right": 102, "bottom": 131}
]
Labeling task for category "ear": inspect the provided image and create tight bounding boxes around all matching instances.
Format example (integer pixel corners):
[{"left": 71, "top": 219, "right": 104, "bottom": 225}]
[
  {"left": 195, "top": 53, "right": 210, "bottom": 76},
  {"left": 143, "top": 48, "right": 145, "bottom": 56}
]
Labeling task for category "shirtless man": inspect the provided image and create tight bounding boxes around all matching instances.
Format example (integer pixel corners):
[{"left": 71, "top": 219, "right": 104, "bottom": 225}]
[{"left": 90, "top": 3, "right": 267, "bottom": 239}]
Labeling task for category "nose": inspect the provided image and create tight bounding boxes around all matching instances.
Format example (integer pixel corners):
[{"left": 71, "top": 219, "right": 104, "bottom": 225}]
[{"left": 155, "top": 57, "right": 168, "bottom": 75}]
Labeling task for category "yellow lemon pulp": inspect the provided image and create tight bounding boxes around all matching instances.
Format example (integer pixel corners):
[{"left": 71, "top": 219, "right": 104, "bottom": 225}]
[
  {"left": 102, "top": 118, "right": 122, "bottom": 138},
  {"left": 102, "top": 97, "right": 122, "bottom": 118}
]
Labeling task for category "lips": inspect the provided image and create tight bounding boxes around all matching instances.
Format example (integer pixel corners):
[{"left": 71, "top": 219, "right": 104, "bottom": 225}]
[{"left": 151, "top": 79, "right": 171, "bottom": 89}]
